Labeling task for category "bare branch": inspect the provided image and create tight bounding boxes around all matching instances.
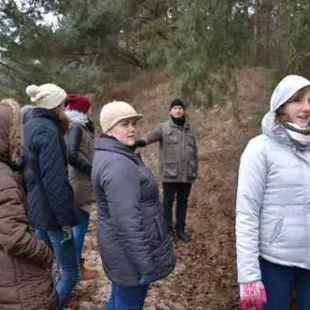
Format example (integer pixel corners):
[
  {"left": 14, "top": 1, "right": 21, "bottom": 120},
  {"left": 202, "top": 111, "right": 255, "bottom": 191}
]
[{"left": 285, "top": 52, "right": 310, "bottom": 73}]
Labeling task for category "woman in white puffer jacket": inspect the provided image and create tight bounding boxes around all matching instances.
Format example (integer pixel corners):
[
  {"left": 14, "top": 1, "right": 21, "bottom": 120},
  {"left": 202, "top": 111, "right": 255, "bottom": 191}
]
[{"left": 236, "top": 75, "right": 310, "bottom": 310}]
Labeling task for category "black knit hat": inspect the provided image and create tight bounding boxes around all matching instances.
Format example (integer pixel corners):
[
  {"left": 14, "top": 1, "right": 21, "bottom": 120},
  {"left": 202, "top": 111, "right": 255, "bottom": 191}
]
[{"left": 169, "top": 99, "right": 185, "bottom": 110}]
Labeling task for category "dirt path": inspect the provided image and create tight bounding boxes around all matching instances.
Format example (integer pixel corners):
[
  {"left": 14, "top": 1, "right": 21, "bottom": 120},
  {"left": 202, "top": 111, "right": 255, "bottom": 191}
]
[
  {"left": 70, "top": 67, "right": 271, "bottom": 309},
  {"left": 71, "top": 209, "right": 238, "bottom": 310}
]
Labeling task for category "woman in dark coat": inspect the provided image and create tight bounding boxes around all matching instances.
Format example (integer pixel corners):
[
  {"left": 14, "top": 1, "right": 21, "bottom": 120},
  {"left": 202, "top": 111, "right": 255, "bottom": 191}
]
[
  {"left": 92, "top": 101, "right": 176, "bottom": 310},
  {"left": 65, "top": 93, "right": 98, "bottom": 281},
  {"left": 23, "top": 84, "right": 79, "bottom": 310}
]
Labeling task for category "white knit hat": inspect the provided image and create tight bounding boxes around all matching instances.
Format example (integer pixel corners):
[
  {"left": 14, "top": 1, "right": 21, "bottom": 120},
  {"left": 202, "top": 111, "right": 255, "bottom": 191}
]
[
  {"left": 25, "top": 83, "right": 67, "bottom": 110},
  {"left": 100, "top": 101, "right": 143, "bottom": 133}
]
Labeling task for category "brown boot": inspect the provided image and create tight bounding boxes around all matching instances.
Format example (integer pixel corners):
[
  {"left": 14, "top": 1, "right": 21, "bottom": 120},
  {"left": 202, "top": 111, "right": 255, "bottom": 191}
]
[
  {"left": 64, "top": 294, "right": 73, "bottom": 309},
  {"left": 80, "top": 258, "right": 99, "bottom": 281}
]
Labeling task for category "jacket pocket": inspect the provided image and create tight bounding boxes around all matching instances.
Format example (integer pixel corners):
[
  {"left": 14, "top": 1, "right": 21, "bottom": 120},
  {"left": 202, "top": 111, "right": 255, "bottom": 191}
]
[
  {"left": 269, "top": 218, "right": 284, "bottom": 244},
  {"left": 187, "top": 160, "right": 197, "bottom": 179},
  {"left": 165, "top": 131, "right": 178, "bottom": 144},
  {"left": 152, "top": 236, "right": 176, "bottom": 279},
  {"left": 164, "top": 162, "right": 178, "bottom": 178},
  {"left": 187, "top": 134, "right": 196, "bottom": 147},
  {"left": 154, "top": 216, "right": 165, "bottom": 241},
  {"left": 149, "top": 217, "right": 164, "bottom": 247}
]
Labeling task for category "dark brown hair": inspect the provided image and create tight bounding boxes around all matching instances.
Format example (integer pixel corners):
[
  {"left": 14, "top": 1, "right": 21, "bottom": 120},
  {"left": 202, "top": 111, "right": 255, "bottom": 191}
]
[{"left": 55, "top": 107, "right": 70, "bottom": 134}]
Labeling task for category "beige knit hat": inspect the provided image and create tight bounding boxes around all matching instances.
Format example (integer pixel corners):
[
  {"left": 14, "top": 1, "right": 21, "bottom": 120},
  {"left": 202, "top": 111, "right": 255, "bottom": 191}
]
[
  {"left": 25, "top": 83, "right": 67, "bottom": 110},
  {"left": 100, "top": 101, "right": 143, "bottom": 133}
]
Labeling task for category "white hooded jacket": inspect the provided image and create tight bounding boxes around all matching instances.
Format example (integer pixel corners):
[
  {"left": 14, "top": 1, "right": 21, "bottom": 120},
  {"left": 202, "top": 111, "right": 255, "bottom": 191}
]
[{"left": 236, "top": 75, "right": 310, "bottom": 283}]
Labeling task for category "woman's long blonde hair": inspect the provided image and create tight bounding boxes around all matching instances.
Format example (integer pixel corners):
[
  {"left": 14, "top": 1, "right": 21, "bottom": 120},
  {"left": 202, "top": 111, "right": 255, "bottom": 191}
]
[{"left": 0, "top": 98, "right": 22, "bottom": 165}]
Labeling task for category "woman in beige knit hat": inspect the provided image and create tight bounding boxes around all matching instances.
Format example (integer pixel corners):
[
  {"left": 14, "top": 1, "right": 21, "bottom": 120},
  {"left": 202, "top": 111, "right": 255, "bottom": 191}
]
[
  {"left": 92, "top": 101, "right": 176, "bottom": 310},
  {"left": 23, "top": 83, "right": 80, "bottom": 310}
]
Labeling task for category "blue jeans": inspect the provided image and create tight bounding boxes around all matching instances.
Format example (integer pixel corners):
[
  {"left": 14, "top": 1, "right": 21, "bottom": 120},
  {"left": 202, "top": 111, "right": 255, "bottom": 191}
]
[
  {"left": 35, "top": 228, "right": 80, "bottom": 310},
  {"left": 105, "top": 282, "right": 149, "bottom": 310},
  {"left": 260, "top": 257, "right": 310, "bottom": 310},
  {"left": 73, "top": 208, "right": 90, "bottom": 260}
]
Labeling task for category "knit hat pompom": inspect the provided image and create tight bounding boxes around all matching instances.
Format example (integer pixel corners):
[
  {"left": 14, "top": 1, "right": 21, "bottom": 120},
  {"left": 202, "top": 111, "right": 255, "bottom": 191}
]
[{"left": 26, "top": 84, "right": 40, "bottom": 97}]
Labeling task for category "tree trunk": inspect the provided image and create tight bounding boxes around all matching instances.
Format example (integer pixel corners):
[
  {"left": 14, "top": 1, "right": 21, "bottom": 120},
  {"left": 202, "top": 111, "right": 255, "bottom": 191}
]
[
  {"left": 264, "top": 3, "right": 272, "bottom": 66},
  {"left": 252, "top": 0, "right": 261, "bottom": 63}
]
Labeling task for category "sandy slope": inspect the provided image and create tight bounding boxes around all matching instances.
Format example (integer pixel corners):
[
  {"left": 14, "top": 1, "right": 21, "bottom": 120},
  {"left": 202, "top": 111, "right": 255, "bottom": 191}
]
[{"left": 70, "top": 67, "right": 271, "bottom": 310}]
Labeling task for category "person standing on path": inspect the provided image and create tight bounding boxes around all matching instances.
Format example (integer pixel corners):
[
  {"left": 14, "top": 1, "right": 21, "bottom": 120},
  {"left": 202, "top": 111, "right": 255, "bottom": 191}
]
[
  {"left": 236, "top": 75, "right": 310, "bottom": 310},
  {"left": 23, "top": 83, "right": 79, "bottom": 310},
  {"left": 92, "top": 101, "right": 176, "bottom": 310},
  {"left": 0, "top": 98, "right": 57, "bottom": 310},
  {"left": 65, "top": 93, "right": 98, "bottom": 281},
  {"left": 136, "top": 99, "right": 198, "bottom": 242}
]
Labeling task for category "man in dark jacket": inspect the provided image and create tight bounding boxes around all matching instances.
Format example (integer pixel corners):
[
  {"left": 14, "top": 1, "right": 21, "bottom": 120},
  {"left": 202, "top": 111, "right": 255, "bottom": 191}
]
[
  {"left": 23, "top": 83, "right": 79, "bottom": 310},
  {"left": 136, "top": 99, "right": 198, "bottom": 242}
]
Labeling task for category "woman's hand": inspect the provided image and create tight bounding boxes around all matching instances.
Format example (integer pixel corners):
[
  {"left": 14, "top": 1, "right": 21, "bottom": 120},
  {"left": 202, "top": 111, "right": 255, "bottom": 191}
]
[
  {"left": 139, "top": 271, "right": 156, "bottom": 285},
  {"left": 240, "top": 281, "right": 267, "bottom": 310},
  {"left": 60, "top": 226, "right": 73, "bottom": 245},
  {"left": 134, "top": 139, "right": 146, "bottom": 148}
]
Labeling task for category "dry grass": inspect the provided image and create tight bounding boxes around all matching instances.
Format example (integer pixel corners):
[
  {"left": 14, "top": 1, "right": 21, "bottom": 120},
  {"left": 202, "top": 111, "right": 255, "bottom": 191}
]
[{"left": 71, "top": 67, "right": 271, "bottom": 310}]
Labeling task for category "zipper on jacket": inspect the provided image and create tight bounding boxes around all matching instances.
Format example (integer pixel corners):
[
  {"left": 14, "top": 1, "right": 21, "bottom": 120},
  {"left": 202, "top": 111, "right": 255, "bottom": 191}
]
[
  {"left": 182, "top": 126, "right": 186, "bottom": 182},
  {"left": 305, "top": 160, "right": 310, "bottom": 266}
]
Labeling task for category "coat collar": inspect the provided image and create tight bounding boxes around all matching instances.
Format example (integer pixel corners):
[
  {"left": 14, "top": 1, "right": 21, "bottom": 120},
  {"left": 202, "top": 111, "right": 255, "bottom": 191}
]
[
  {"left": 168, "top": 117, "right": 190, "bottom": 130},
  {"left": 95, "top": 135, "right": 140, "bottom": 165},
  {"left": 29, "top": 108, "right": 62, "bottom": 129}
]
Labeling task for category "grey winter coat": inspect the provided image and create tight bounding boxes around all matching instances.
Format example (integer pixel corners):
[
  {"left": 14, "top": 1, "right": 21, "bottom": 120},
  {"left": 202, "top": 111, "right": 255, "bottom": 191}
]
[
  {"left": 236, "top": 75, "right": 310, "bottom": 284},
  {"left": 141, "top": 119, "right": 198, "bottom": 183},
  {"left": 92, "top": 136, "right": 176, "bottom": 287}
]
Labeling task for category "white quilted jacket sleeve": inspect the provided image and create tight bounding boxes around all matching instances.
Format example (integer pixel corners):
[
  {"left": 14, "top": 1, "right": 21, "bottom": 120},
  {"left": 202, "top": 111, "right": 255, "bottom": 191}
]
[{"left": 236, "top": 136, "right": 267, "bottom": 283}]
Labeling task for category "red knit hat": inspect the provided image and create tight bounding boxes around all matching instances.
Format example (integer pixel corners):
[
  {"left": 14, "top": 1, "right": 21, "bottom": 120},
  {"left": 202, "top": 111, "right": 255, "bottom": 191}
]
[{"left": 65, "top": 94, "right": 91, "bottom": 114}]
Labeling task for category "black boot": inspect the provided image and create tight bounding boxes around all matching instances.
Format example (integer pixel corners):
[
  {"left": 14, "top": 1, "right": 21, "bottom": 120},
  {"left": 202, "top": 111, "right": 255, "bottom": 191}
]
[
  {"left": 168, "top": 227, "right": 175, "bottom": 236},
  {"left": 168, "top": 228, "right": 178, "bottom": 242},
  {"left": 176, "top": 231, "right": 191, "bottom": 243}
]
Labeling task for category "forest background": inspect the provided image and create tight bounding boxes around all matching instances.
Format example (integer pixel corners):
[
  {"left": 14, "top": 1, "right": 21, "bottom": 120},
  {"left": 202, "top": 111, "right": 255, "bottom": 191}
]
[
  {"left": 1, "top": 1, "right": 310, "bottom": 309},
  {"left": 1, "top": 0, "right": 310, "bottom": 105}
]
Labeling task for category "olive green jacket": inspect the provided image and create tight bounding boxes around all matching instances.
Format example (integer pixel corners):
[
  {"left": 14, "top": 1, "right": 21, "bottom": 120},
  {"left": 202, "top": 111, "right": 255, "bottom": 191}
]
[{"left": 141, "top": 119, "right": 198, "bottom": 183}]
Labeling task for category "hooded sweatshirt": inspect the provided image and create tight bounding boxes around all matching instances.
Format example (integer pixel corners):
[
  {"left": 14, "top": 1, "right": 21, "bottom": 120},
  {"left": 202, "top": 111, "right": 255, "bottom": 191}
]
[{"left": 236, "top": 75, "right": 310, "bottom": 284}]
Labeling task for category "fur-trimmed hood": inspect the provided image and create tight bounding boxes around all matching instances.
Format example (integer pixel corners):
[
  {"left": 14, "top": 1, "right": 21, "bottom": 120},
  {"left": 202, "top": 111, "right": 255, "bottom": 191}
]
[{"left": 0, "top": 99, "right": 22, "bottom": 166}]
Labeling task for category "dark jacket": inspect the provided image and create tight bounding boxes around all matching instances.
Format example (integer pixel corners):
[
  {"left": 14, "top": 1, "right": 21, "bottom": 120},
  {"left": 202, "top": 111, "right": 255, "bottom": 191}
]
[
  {"left": 141, "top": 118, "right": 198, "bottom": 183},
  {"left": 92, "top": 136, "right": 176, "bottom": 287},
  {"left": 66, "top": 122, "right": 95, "bottom": 209},
  {"left": 0, "top": 100, "right": 56, "bottom": 310},
  {"left": 23, "top": 108, "right": 77, "bottom": 230}
]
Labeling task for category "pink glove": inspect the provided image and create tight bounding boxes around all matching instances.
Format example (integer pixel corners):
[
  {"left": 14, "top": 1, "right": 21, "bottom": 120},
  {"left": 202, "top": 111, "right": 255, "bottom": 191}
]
[{"left": 240, "top": 281, "right": 267, "bottom": 310}]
